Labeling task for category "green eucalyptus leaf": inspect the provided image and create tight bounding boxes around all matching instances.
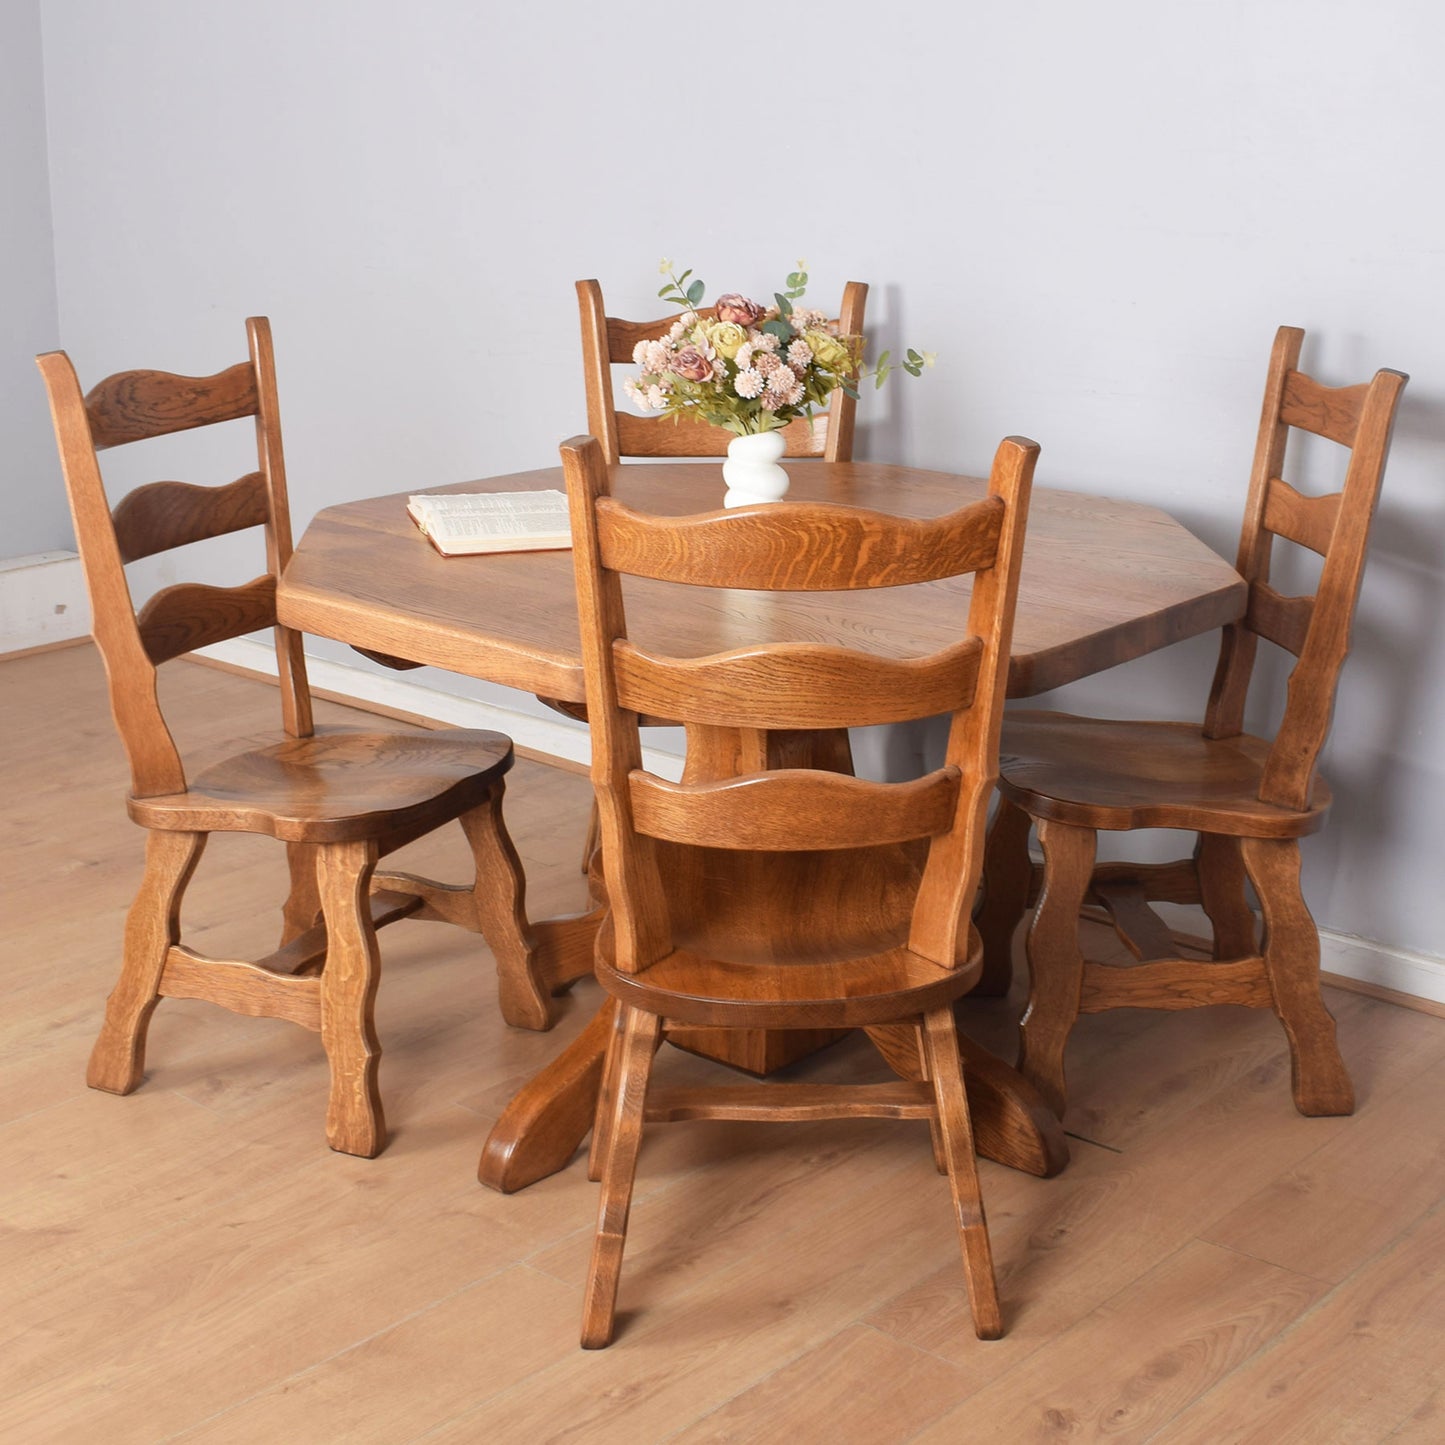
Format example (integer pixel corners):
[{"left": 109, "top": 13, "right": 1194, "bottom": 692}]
[
  {"left": 686, "top": 279, "right": 705, "bottom": 306},
  {"left": 761, "top": 319, "right": 792, "bottom": 343},
  {"left": 904, "top": 363, "right": 921, "bottom": 376},
  {"left": 907, "top": 349, "right": 922, "bottom": 364},
  {"left": 875, "top": 367, "right": 889, "bottom": 390},
  {"left": 774, "top": 292, "right": 793, "bottom": 316},
  {"left": 877, "top": 350, "right": 891, "bottom": 369}
]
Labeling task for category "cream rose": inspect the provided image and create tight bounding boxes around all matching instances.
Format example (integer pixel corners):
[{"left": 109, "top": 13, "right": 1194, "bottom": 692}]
[
  {"left": 806, "top": 330, "right": 855, "bottom": 375},
  {"left": 706, "top": 321, "right": 749, "bottom": 360}
]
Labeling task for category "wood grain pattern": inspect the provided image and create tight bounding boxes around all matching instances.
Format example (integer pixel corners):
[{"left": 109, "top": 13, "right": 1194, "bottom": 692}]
[
  {"left": 613, "top": 636, "right": 982, "bottom": 730},
  {"left": 278, "top": 462, "right": 1247, "bottom": 706},
  {"left": 136, "top": 575, "right": 279, "bottom": 665},
  {"left": 1245, "top": 580, "right": 1314, "bottom": 657},
  {"left": 992, "top": 327, "right": 1405, "bottom": 1123},
  {"left": 36, "top": 319, "right": 536, "bottom": 1157},
  {"left": 112, "top": 471, "right": 269, "bottom": 562},
  {"left": 1261, "top": 475, "right": 1338, "bottom": 556},
  {"left": 627, "top": 766, "right": 960, "bottom": 851},
  {"left": 159, "top": 947, "right": 323, "bottom": 1029},
  {"left": 596, "top": 493, "right": 1004, "bottom": 590},
  {"left": 82, "top": 359, "right": 260, "bottom": 449},
  {"left": 1278, "top": 368, "right": 1369, "bottom": 446}
]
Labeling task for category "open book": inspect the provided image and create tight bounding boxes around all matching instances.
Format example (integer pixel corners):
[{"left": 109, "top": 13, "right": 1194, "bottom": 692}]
[{"left": 407, "top": 490, "right": 572, "bottom": 557}]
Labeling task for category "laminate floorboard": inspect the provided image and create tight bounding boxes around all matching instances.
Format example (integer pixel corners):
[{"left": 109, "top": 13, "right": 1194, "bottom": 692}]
[{"left": 2, "top": 645, "right": 1442, "bottom": 1443}]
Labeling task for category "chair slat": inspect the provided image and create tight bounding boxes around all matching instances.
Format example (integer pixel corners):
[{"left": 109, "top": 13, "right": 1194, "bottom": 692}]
[
  {"left": 614, "top": 411, "right": 826, "bottom": 458},
  {"left": 1262, "top": 477, "right": 1339, "bottom": 557},
  {"left": 1279, "top": 370, "right": 1368, "bottom": 447},
  {"left": 607, "top": 309, "right": 720, "bottom": 360},
  {"left": 597, "top": 494, "right": 1004, "bottom": 591},
  {"left": 137, "top": 575, "right": 278, "bottom": 664},
  {"left": 112, "top": 472, "right": 270, "bottom": 564},
  {"left": 644, "top": 1081, "right": 936, "bottom": 1122},
  {"left": 614, "top": 637, "right": 981, "bottom": 730},
  {"left": 1246, "top": 582, "right": 1314, "bottom": 657},
  {"left": 628, "top": 766, "right": 961, "bottom": 850},
  {"left": 84, "top": 361, "right": 261, "bottom": 451}
]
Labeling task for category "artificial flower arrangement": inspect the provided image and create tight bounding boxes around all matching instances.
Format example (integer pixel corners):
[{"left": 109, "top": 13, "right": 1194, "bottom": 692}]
[{"left": 624, "top": 260, "right": 931, "bottom": 437}]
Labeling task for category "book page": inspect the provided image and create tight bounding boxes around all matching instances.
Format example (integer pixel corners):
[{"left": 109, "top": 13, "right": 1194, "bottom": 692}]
[{"left": 408, "top": 490, "right": 571, "bottom": 554}]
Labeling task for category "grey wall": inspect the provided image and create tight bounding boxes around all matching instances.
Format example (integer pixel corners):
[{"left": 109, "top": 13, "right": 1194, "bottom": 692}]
[
  {"left": 20, "top": 0, "right": 1445, "bottom": 960},
  {"left": 1, "top": 0, "right": 63, "bottom": 557}
]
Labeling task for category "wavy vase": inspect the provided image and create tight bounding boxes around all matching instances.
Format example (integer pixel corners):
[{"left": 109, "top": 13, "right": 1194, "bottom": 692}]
[{"left": 722, "top": 431, "right": 790, "bottom": 508}]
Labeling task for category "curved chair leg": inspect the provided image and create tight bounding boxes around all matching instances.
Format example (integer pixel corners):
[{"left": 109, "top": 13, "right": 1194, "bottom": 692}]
[
  {"left": 914, "top": 1020, "right": 948, "bottom": 1174},
  {"left": 317, "top": 839, "right": 387, "bottom": 1157},
  {"left": 974, "top": 796, "right": 1034, "bottom": 996},
  {"left": 88, "top": 829, "right": 206, "bottom": 1095},
  {"left": 460, "top": 783, "right": 550, "bottom": 1032},
  {"left": 581, "top": 1006, "right": 661, "bottom": 1349},
  {"left": 1240, "top": 836, "right": 1354, "bottom": 1117},
  {"left": 922, "top": 1007, "right": 1002, "bottom": 1340},
  {"left": 1196, "top": 833, "right": 1256, "bottom": 960},
  {"left": 587, "top": 1000, "right": 629, "bottom": 1182},
  {"left": 281, "top": 842, "right": 323, "bottom": 948},
  {"left": 1017, "top": 818, "right": 1095, "bottom": 1119}
]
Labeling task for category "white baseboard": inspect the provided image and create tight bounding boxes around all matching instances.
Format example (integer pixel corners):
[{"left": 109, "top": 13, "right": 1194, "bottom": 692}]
[
  {"left": 195, "top": 636, "right": 686, "bottom": 781},
  {"left": 1317, "top": 931, "right": 1445, "bottom": 1010},
  {"left": 1151, "top": 902, "right": 1445, "bottom": 1010},
  {"left": 0, "top": 551, "right": 91, "bottom": 653}
]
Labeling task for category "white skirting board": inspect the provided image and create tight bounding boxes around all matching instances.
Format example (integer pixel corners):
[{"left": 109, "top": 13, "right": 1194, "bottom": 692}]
[
  {"left": 1150, "top": 903, "right": 1445, "bottom": 1010},
  {"left": 0, "top": 551, "right": 91, "bottom": 651},
  {"left": 1, "top": 548, "right": 1438, "bottom": 1008}
]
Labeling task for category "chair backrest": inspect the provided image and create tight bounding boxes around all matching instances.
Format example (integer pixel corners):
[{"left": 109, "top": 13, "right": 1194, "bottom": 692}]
[
  {"left": 1203, "top": 326, "right": 1407, "bottom": 811},
  {"left": 563, "top": 432, "right": 1037, "bottom": 975},
  {"left": 36, "top": 316, "right": 312, "bottom": 799},
  {"left": 577, "top": 278, "right": 869, "bottom": 465}
]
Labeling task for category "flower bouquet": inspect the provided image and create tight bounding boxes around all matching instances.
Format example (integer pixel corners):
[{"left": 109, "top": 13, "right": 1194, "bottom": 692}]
[
  {"left": 624, "top": 261, "right": 930, "bottom": 506},
  {"left": 625, "top": 261, "right": 928, "bottom": 438}
]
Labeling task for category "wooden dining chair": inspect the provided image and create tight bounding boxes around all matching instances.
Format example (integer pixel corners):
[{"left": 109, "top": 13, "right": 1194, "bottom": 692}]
[
  {"left": 976, "top": 326, "right": 1407, "bottom": 1121},
  {"left": 36, "top": 317, "right": 544, "bottom": 1158},
  {"left": 561, "top": 429, "right": 1038, "bottom": 1347},
  {"left": 555, "top": 278, "right": 872, "bottom": 867}
]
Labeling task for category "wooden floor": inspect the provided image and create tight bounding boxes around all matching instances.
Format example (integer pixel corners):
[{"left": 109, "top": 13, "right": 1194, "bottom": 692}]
[{"left": 4, "top": 645, "right": 1444, "bottom": 1444}]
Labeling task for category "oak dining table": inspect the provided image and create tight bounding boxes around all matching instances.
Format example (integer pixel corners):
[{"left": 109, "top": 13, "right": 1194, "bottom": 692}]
[{"left": 277, "top": 459, "right": 1247, "bottom": 1191}]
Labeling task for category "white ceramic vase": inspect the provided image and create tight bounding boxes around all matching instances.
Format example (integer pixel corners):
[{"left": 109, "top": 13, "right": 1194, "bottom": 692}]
[{"left": 722, "top": 431, "right": 790, "bottom": 508}]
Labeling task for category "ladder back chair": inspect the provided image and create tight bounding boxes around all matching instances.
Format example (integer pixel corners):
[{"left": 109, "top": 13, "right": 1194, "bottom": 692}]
[
  {"left": 976, "top": 326, "right": 1407, "bottom": 1121},
  {"left": 37, "top": 317, "right": 544, "bottom": 1158},
  {"left": 562, "top": 430, "right": 1038, "bottom": 1348},
  {"left": 558, "top": 278, "right": 870, "bottom": 866}
]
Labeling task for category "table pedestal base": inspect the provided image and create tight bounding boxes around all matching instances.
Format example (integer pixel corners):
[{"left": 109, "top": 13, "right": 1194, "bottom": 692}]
[{"left": 477, "top": 997, "right": 1067, "bottom": 1193}]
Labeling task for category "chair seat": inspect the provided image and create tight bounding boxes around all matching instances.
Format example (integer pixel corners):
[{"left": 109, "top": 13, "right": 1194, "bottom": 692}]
[
  {"left": 127, "top": 724, "right": 514, "bottom": 843},
  {"left": 597, "top": 932, "right": 982, "bottom": 1030},
  {"left": 997, "top": 711, "right": 1331, "bottom": 837}
]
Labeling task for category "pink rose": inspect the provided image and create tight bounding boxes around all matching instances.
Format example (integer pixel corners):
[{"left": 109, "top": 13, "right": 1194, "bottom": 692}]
[
  {"left": 714, "top": 293, "right": 764, "bottom": 326},
  {"left": 671, "top": 346, "right": 713, "bottom": 382}
]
